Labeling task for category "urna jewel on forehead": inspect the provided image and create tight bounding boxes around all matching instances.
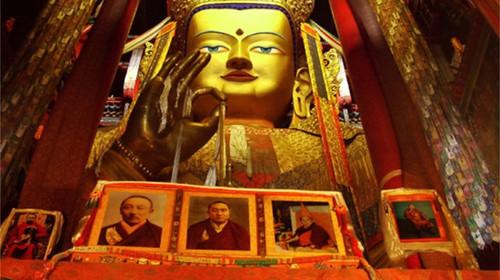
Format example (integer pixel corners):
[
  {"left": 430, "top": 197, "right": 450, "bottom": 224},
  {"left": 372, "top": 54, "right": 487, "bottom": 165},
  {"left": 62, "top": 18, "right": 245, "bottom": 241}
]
[{"left": 168, "top": 0, "right": 315, "bottom": 50}]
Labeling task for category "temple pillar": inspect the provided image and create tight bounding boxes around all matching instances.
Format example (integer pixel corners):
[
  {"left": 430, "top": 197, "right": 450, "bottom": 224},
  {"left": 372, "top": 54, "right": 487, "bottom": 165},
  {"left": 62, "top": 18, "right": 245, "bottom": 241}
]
[
  {"left": 329, "top": 0, "right": 403, "bottom": 189},
  {"left": 18, "top": 0, "right": 140, "bottom": 247},
  {"left": 346, "top": 0, "right": 443, "bottom": 191}
]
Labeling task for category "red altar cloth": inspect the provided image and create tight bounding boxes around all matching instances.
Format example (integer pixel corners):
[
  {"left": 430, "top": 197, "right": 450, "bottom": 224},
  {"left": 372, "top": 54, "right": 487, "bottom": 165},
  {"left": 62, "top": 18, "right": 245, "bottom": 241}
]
[
  {"left": 377, "top": 268, "right": 498, "bottom": 280},
  {"left": 1, "top": 258, "right": 498, "bottom": 280}
]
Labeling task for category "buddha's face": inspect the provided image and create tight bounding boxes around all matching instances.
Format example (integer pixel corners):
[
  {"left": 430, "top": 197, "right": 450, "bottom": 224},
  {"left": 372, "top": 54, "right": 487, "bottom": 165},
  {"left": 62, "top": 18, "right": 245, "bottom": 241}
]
[{"left": 186, "top": 8, "right": 295, "bottom": 127}]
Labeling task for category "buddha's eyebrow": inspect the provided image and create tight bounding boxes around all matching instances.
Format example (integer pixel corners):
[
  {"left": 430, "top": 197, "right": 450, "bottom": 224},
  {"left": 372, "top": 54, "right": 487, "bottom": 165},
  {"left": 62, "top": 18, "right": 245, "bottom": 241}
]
[
  {"left": 194, "top": 31, "right": 287, "bottom": 42},
  {"left": 194, "top": 30, "right": 235, "bottom": 39},
  {"left": 243, "top": 32, "right": 287, "bottom": 41}
]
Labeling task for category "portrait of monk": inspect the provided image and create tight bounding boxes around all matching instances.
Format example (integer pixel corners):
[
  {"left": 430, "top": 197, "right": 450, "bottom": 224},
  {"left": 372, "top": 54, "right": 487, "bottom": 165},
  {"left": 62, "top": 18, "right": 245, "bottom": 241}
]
[
  {"left": 403, "top": 203, "right": 437, "bottom": 237},
  {"left": 404, "top": 204, "right": 434, "bottom": 230},
  {"left": 187, "top": 201, "right": 250, "bottom": 250},
  {"left": 276, "top": 203, "right": 335, "bottom": 251},
  {"left": 98, "top": 195, "right": 163, "bottom": 247},
  {"left": 394, "top": 201, "right": 439, "bottom": 239},
  {"left": 288, "top": 215, "right": 332, "bottom": 249}
]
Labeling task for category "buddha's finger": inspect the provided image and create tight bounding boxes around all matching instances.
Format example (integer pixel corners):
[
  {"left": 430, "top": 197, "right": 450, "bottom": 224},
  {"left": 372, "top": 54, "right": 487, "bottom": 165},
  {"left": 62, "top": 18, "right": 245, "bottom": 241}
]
[
  {"left": 177, "top": 53, "right": 211, "bottom": 93},
  {"left": 169, "top": 54, "right": 210, "bottom": 122},
  {"left": 166, "top": 51, "right": 202, "bottom": 114},
  {"left": 127, "top": 76, "right": 165, "bottom": 134},
  {"left": 174, "top": 53, "right": 211, "bottom": 116},
  {"left": 132, "top": 52, "right": 182, "bottom": 127},
  {"left": 157, "top": 52, "right": 182, "bottom": 79},
  {"left": 170, "top": 50, "right": 201, "bottom": 83}
]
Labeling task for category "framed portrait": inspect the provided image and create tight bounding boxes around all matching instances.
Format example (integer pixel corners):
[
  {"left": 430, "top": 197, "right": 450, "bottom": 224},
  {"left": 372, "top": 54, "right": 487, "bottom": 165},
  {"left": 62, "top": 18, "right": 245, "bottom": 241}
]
[
  {"left": 87, "top": 185, "right": 175, "bottom": 251},
  {"left": 378, "top": 189, "right": 479, "bottom": 269},
  {"left": 0, "top": 209, "right": 63, "bottom": 260},
  {"left": 74, "top": 181, "right": 362, "bottom": 266},
  {"left": 387, "top": 194, "right": 447, "bottom": 242},
  {"left": 264, "top": 195, "right": 346, "bottom": 256},
  {"left": 178, "top": 191, "right": 257, "bottom": 256}
]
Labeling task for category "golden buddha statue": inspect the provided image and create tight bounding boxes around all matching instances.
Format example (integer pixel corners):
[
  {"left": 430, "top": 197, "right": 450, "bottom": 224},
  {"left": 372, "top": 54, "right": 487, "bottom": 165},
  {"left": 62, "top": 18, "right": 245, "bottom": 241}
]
[
  {"left": 93, "top": 0, "right": 372, "bottom": 193},
  {"left": 79, "top": 1, "right": 480, "bottom": 269}
]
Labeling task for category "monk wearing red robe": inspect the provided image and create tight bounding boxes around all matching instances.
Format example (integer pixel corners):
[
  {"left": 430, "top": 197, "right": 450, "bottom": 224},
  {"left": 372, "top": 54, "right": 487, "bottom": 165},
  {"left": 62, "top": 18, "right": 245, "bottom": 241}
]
[
  {"left": 187, "top": 201, "right": 250, "bottom": 250},
  {"left": 404, "top": 204, "right": 434, "bottom": 230},
  {"left": 98, "top": 195, "right": 162, "bottom": 247}
]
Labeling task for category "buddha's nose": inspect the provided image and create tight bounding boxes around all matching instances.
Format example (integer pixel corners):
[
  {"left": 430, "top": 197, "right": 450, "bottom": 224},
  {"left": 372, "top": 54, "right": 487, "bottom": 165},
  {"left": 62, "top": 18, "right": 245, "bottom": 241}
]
[{"left": 226, "top": 56, "right": 253, "bottom": 70}]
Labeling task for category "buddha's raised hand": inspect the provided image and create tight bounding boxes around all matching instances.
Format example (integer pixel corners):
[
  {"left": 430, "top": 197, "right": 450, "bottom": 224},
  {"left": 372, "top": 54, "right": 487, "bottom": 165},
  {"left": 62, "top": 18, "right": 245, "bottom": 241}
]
[{"left": 102, "top": 50, "right": 224, "bottom": 180}]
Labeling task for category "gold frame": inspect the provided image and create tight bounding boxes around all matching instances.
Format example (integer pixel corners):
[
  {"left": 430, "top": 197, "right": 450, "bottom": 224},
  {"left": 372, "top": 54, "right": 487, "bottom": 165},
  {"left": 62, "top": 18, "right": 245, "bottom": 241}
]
[
  {"left": 178, "top": 191, "right": 258, "bottom": 256},
  {"left": 87, "top": 184, "right": 175, "bottom": 251},
  {"left": 379, "top": 188, "right": 479, "bottom": 268},
  {"left": 74, "top": 181, "right": 363, "bottom": 266},
  {"left": 0, "top": 208, "right": 63, "bottom": 260},
  {"left": 387, "top": 194, "right": 447, "bottom": 243},
  {"left": 263, "top": 194, "right": 346, "bottom": 257}
]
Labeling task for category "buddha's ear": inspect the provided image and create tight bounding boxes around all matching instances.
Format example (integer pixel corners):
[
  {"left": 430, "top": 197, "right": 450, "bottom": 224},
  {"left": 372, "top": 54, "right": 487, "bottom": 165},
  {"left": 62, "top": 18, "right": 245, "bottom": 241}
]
[{"left": 291, "top": 67, "right": 313, "bottom": 125}]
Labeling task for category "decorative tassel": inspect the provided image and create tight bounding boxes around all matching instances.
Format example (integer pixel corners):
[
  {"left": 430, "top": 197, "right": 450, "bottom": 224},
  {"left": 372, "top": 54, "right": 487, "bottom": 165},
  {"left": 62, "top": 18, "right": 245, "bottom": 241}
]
[{"left": 336, "top": 205, "right": 363, "bottom": 257}]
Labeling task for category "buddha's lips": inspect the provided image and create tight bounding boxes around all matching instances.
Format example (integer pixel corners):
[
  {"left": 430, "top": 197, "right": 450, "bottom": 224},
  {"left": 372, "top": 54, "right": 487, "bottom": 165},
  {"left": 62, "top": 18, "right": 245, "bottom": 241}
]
[{"left": 221, "top": 71, "right": 257, "bottom": 82}]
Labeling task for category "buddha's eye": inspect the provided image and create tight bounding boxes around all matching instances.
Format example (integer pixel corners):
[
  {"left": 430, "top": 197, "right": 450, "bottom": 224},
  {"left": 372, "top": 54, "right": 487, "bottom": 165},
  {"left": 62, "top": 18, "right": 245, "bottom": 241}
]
[
  {"left": 251, "top": 46, "right": 283, "bottom": 54},
  {"left": 199, "top": 45, "right": 229, "bottom": 53}
]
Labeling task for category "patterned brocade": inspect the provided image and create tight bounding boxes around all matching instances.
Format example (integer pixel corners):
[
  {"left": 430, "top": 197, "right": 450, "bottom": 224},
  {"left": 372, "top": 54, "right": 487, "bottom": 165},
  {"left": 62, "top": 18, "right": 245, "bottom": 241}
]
[
  {"left": 180, "top": 125, "right": 335, "bottom": 191},
  {"left": 367, "top": 0, "right": 498, "bottom": 249}
]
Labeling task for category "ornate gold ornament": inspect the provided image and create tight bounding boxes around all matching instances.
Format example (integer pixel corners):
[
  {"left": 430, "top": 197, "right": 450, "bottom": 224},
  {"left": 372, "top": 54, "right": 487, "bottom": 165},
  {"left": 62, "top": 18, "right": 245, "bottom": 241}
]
[
  {"left": 323, "top": 48, "right": 342, "bottom": 103},
  {"left": 292, "top": 67, "right": 313, "bottom": 120}
]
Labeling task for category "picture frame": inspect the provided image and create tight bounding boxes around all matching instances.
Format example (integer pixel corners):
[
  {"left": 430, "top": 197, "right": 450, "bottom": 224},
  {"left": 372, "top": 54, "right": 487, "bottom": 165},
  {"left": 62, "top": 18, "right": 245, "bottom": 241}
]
[
  {"left": 264, "top": 194, "right": 346, "bottom": 256},
  {"left": 0, "top": 208, "right": 63, "bottom": 260},
  {"left": 178, "top": 191, "right": 257, "bottom": 256},
  {"left": 87, "top": 184, "right": 175, "bottom": 251},
  {"left": 386, "top": 194, "right": 447, "bottom": 243},
  {"left": 74, "top": 181, "right": 361, "bottom": 267},
  {"left": 379, "top": 189, "right": 480, "bottom": 269}
]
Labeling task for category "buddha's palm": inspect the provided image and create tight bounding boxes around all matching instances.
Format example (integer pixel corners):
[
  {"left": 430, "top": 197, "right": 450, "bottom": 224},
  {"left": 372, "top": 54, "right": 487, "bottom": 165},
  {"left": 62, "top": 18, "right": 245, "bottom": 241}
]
[{"left": 110, "top": 51, "right": 224, "bottom": 179}]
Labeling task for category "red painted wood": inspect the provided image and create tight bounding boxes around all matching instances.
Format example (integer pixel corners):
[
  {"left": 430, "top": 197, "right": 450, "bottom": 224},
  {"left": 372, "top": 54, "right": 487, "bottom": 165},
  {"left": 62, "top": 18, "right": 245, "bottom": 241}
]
[
  {"left": 346, "top": 0, "right": 443, "bottom": 191},
  {"left": 329, "top": 0, "right": 402, "bottom": 188},
  {"left": 473, "top": 0, "right": 499, "bottom": 36},
  {"left": 19, "top": 0, "right": 140, "bottom": 245}
]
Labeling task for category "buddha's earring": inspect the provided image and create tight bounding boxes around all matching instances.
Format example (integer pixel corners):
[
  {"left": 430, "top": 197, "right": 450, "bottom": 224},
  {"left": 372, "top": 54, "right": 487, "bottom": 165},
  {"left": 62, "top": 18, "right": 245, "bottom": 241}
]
[{"left": 292, "top": 67, "right": 313, "bottom": 121}]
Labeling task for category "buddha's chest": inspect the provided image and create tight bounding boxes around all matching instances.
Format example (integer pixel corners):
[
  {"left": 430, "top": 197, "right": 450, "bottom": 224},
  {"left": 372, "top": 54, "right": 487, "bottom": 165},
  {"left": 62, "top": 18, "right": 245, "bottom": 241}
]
[{"left": 181, "top": 125, "right": 334, "bottom": 190}]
